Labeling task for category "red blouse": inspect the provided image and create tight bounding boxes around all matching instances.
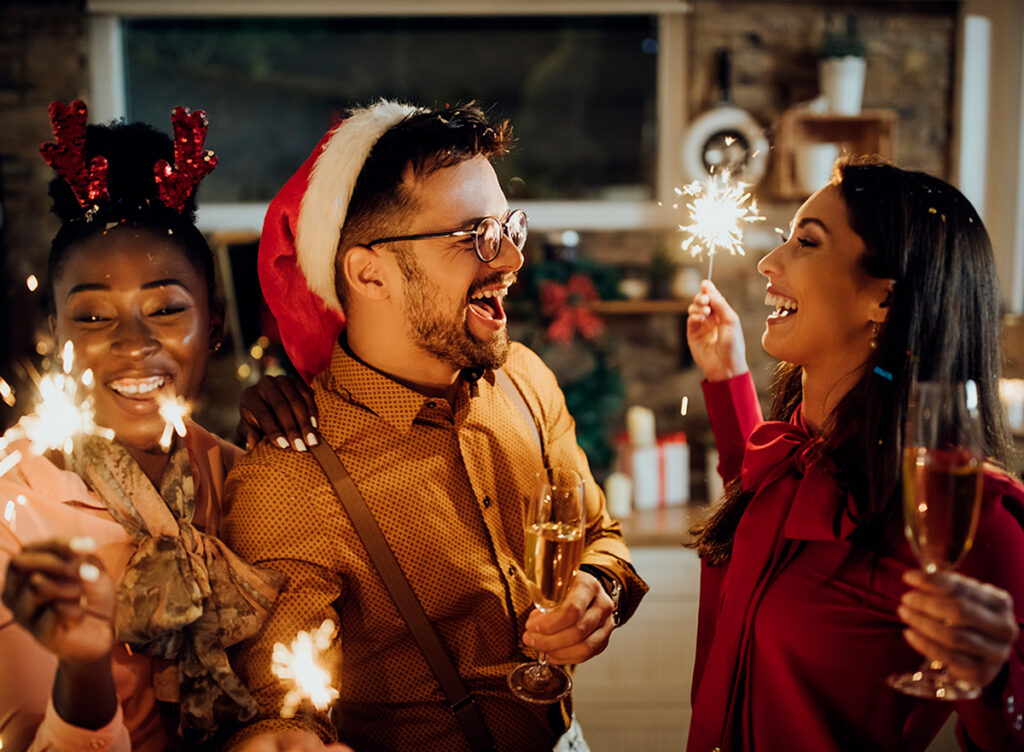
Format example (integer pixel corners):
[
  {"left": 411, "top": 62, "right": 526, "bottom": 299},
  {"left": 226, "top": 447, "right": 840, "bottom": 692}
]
[{"left": 688, "top": 373, "right": 1024, "bottom": 751}]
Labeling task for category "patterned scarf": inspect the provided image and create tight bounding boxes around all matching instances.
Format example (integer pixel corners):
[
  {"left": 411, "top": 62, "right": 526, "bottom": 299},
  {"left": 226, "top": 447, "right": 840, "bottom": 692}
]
[{"left": 68, "top": 434, "right": 283, "bottom": 744}]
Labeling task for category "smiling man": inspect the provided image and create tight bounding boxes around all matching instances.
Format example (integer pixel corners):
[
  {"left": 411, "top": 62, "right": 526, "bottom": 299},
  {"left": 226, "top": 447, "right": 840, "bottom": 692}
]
[{"left": 222, "top": 102, "right": 647, "bottom": 752}]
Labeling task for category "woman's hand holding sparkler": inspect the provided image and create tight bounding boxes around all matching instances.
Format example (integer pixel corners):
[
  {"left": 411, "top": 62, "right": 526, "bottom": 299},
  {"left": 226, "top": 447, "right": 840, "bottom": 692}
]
[
  {"left": 2, "top": 537, "right": 115, "bottom": 663},
  {"left": 686, "top": 280, "right": 749, "bottom": 382},
  {"left": 2, "top": 537, "right": 120, "bottom": 730}
]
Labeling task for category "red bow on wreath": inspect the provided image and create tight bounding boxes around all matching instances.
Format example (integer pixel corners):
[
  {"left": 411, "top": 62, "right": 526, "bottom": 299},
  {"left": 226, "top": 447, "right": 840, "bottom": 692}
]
[{"left": 539, "top": 273, "right": 605, "bottom": 344}]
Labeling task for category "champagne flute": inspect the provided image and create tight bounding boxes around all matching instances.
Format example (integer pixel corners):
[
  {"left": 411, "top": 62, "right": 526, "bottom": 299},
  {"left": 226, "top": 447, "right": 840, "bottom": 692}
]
[
  {"left": 887, "top": 380, "right": 985, "bottom": 700},
  {"left": 507, "top": 467, "right": 585, "bottom": 704}
]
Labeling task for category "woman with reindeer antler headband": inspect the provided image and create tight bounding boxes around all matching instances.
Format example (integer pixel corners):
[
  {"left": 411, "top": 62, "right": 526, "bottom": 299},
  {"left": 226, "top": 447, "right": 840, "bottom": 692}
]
[{"left": 0, "top": 102, "right": 327, "bottom": 752}]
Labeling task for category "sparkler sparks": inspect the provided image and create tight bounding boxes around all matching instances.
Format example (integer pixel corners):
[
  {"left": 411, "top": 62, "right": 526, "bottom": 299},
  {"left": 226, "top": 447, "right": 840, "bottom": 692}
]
[
  {"left": 272, "top": 619, "right": 339, "bottom": 718},
  {"left": 677, "top": 170, "right": 765, "bottom": 280},
  {"left": 157, "top": 393, "right": 191, "bottom": 452},
  {"left": 0, "top": 451, "right": 22, "bottom": 479},
  {"left": 0, "top": 378, "right": 14, "bottom": 407},
  {"left": 17, "top": 343, "right": 112, "bottom": 454}
]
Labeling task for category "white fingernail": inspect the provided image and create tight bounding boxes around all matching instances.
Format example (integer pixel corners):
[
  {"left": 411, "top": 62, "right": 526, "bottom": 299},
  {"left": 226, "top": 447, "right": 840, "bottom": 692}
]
[
  {"left": 69, "top": 536, "right": 96, "bottom": 553},
  {"left": 306, "top": 432, "right": 318, "bottom": 446},
  {"left": 79, "top": 562, "right": 101, "bottom": 582},
  {"left": 293, "top": 439, "right": 306, "bottom": 452},
  {"left": 276, "top": 437, "right": 289, "bottom": 449},
  {"left": 310, "top": 416, "right": 318, "bottom": 428}
]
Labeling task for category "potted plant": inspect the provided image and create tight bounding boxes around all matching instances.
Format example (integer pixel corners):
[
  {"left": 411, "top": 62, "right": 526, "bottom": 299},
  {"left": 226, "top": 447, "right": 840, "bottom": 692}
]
[{"left": 819, "top": 14, "right": 867, "bottom": 115}]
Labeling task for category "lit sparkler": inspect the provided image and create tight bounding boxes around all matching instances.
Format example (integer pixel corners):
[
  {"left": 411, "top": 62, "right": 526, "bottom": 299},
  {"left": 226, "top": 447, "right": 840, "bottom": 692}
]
[
  {"left": 677, "top": 170, "right": 765, "bottom": 280},
  {"left": 156, "top": 393, "right": 191, "bottom": 452},
  {"left": 272, "top": 619, "right": 339, "bottom": 718},
  {"left": 15, "top": 343, "right": 112, "bottom": 455}
]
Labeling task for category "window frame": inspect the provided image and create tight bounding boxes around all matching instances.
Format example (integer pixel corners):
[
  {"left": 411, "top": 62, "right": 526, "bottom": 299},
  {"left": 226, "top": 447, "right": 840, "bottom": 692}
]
[{"left": 87, "top": 1, "right": 692, "bottom": 232}]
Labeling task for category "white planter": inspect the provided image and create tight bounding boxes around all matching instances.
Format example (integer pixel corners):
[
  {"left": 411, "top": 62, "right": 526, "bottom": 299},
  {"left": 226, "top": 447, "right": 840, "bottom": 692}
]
[
  {"left": 819, "top": 56, "right": 866, "bottom": 115},
  {"left": 795, "top": 142, "right": 840, "bottom": 194}
]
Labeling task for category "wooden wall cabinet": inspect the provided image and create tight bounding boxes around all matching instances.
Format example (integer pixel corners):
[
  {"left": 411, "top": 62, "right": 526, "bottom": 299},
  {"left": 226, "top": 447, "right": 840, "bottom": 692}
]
[{"left": 771, "top": 109, "right": 897, "bottom": 199}]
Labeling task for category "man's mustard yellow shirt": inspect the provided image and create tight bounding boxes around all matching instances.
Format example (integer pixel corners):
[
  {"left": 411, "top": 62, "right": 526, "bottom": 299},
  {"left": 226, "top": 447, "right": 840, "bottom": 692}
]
[{"left": 223, "top": 342, "right": 647, "bottom": 751}]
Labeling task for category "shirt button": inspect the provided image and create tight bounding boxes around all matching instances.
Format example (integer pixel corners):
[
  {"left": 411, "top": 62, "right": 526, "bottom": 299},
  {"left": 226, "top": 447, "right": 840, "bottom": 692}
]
[
  {"left": 1015, "top": 713, "right": 1023, "bottom": 732},
  {"left": 508, "top": 565, "right": 515, "bottom": 577},
  {"left": 426, "top": 400, "right": 437, "bottom": 408},
  {"left": 482, "top": 496, "right": 492, "bottom": 508}
]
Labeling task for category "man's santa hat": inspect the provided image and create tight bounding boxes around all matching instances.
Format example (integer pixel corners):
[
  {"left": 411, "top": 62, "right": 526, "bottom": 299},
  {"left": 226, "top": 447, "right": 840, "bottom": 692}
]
[{"left": 258, "top": 100, "right": 420, "bottom": 382}]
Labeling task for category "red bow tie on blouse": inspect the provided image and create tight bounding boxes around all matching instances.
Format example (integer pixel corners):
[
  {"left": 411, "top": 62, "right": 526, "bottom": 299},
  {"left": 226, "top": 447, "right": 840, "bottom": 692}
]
[{"left": 740, "top": 406, "right": 858, "bottom": 542}]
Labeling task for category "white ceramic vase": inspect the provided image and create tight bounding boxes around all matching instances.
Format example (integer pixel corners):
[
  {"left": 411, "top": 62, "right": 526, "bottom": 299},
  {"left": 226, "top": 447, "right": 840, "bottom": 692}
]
[
  {"left": 795, "top": 142, "right": 840, "bottom": 194},
  {"left": 819, "top": 56, "right": 866, "bottom": 115}
]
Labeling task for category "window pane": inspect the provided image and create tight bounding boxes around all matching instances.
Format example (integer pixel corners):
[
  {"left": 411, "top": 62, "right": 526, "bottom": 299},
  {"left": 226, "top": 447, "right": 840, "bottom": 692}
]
[{"left": 123, "top": 16, "right": 659, "bottom": 204}]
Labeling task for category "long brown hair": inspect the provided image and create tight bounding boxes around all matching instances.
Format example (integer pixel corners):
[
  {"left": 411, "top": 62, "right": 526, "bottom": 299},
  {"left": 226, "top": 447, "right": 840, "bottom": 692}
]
[{"left": 693, "top": 156, "right": 1013, "bottom": 565}]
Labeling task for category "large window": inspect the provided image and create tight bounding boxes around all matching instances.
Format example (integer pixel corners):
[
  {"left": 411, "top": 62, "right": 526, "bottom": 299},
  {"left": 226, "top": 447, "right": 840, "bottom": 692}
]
[
  {"left": 124, "top": 16, "right": 659, "bottom": 203},
  {"left": 89, "top": 3, "right": 690, "bottom": 229}
]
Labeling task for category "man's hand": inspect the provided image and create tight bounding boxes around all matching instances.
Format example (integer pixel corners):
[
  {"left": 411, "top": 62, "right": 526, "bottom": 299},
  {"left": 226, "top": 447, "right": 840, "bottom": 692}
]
[
  {"left": 899, "top": 569, "right": 1019, "bottom": 688},
  {"left": 229, "top": 730, "right": 353, "bottom": 752},
  {"left": 522, "top": 571, "right": 615, "bottom": 665}
]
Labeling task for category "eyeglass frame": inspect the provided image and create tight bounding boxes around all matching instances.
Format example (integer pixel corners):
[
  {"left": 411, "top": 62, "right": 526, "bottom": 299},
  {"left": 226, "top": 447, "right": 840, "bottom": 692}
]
[{"left": 364, "top": 209, "right": 528, "bottom": 263}]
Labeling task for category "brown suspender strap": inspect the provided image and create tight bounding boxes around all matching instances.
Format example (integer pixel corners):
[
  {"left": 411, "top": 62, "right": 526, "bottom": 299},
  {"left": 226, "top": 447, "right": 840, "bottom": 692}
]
[
  {"left": 308, "top": 439, "right": 496, "bottom": 752},
  {"left": 494, "top": 368, "right": 542, "bottom": 451}
]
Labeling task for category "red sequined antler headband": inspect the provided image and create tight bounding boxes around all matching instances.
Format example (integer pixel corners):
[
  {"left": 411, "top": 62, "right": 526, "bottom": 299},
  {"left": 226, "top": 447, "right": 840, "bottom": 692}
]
[
  {"left": 39, "top": 100, "right": 109, "bottom": 210},
  {"left": 154, "top": 105, "right": 218, "bottom": 212},
  {"left": 40, "top": 100, "right": 218, "bottom": 217}
]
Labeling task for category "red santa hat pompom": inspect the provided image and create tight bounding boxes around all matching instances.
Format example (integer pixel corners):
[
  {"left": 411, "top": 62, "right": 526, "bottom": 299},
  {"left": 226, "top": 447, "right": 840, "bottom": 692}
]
[{"left": 258, "top": 100, "right": 419, "bottom": 382}]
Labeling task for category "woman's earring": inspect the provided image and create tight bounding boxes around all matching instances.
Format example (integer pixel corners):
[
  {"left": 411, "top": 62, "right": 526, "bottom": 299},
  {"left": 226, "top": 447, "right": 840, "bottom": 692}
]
[
  {"left": 869, "top": 321, "right": 879, "bottom": 349},
  {"left": 211, "top": 341, "right": 223, "bottom": 352}
]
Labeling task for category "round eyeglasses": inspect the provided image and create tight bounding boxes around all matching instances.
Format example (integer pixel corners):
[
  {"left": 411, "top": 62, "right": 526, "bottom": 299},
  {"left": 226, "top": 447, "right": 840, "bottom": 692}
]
[{"left": 365, "top": 209, "right": 528, "bottom": 263}]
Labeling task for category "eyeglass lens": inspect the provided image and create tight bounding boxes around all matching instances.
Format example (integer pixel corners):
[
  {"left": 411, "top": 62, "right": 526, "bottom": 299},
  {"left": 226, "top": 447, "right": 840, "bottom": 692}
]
[{"left": 477, "top": 211, "right": 528, "bottom": 262}]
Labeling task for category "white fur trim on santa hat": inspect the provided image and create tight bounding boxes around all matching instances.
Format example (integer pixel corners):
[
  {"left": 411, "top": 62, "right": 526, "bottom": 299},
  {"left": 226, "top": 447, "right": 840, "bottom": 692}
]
[{"left": 295, "top": 100, "right": 419, "bottom": 313}]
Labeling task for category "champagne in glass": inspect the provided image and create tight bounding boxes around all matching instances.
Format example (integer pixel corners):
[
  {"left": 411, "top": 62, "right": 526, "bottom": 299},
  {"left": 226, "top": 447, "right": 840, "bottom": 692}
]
[
  {"left": 887, "top": 380, "right": 985, "bottom": 700},
  {"left": 523, "top": 520, "right": 585, "bottom": 612},
  {"left": 902, "top": 446, "right": 983, "bottom": 574},
  {"left": 508, "top": 467, "right": 585, "bottom": 704}
]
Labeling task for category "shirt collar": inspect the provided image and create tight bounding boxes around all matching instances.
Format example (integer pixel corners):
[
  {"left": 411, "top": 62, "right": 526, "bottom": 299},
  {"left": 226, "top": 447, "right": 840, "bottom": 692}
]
[{"left": 319, "top": 341, "right": 490, "bottom": 434}]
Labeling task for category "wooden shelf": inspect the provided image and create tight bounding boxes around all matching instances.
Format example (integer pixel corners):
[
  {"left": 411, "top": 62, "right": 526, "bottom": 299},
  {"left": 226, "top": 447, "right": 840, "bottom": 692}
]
[
  {"left": 771, "top": 108, "right": 897, "bottom": 199},
  {"left": 585, "top": 299, "right": 690, "bottom": 315}
]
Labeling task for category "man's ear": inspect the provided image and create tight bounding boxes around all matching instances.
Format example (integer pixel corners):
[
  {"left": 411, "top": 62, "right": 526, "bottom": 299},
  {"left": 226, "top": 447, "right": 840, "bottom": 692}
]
[{"left": 342, "top": 245, "right": 391, "bottom": 302}]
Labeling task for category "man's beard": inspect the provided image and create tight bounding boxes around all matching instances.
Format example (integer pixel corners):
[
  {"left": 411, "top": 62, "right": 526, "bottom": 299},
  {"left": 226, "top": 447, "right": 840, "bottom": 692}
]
[{"left": 399, "top": 253, "right": 511, "bottom": 371}]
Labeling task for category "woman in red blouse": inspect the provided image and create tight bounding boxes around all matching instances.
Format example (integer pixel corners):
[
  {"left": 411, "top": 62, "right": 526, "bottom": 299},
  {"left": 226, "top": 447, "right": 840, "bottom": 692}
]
[{"left": 685, "top": 156, "right": 1023, "bottom": 751}]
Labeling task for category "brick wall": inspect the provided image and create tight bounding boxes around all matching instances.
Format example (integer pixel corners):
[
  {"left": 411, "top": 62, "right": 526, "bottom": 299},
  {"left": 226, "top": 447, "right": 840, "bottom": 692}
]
[
  {"left": 576, "top": 1, "right": 959, "bottom": 486},
  {"left": 0, "top": 0, "right": 88, "bottom": 429}
]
